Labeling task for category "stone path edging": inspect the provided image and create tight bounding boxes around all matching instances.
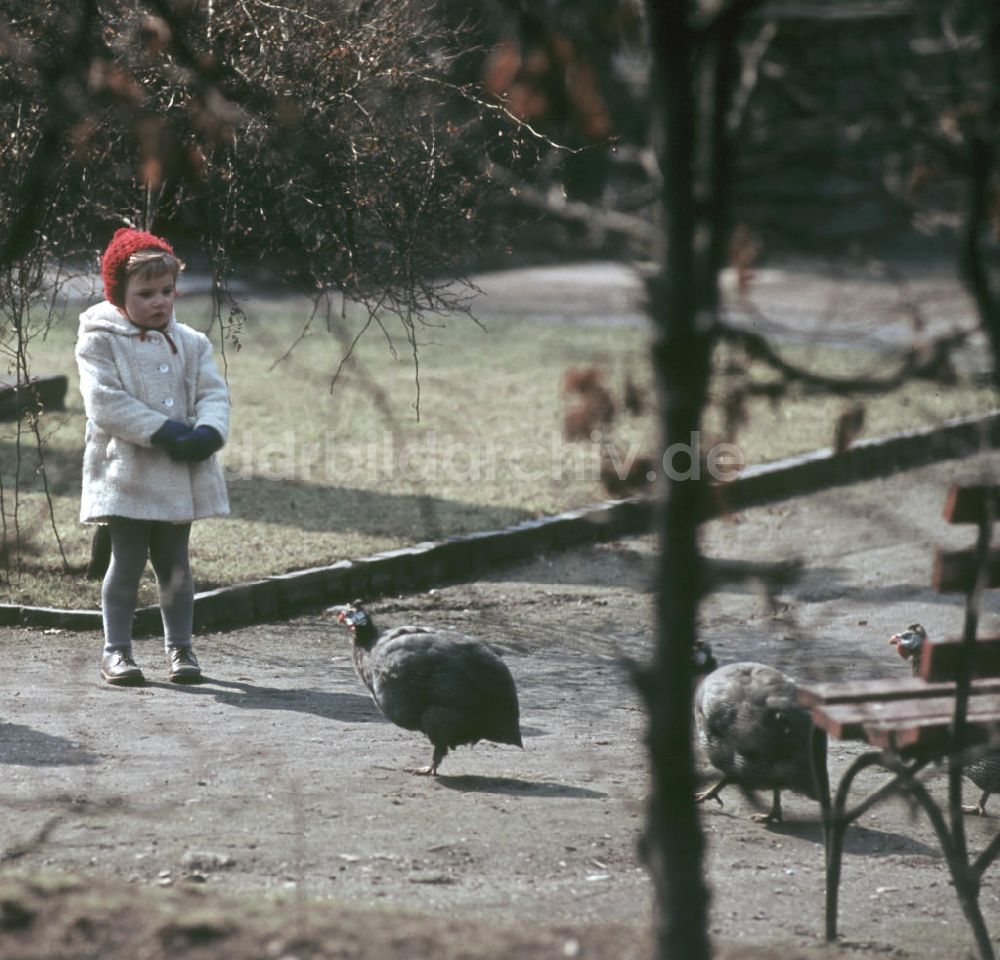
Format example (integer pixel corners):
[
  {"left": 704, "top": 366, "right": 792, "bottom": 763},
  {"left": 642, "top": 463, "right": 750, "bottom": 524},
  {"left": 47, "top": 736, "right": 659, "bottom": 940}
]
[{"left": 3, "top": 409, "right": 999, "bottom": 634}]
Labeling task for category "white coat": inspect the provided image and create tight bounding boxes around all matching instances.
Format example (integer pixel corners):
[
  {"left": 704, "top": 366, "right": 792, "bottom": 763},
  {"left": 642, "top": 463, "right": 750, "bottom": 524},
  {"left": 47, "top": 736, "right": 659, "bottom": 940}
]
[{"left": 75, "top": 301, "right": 230, "bottom": 523}]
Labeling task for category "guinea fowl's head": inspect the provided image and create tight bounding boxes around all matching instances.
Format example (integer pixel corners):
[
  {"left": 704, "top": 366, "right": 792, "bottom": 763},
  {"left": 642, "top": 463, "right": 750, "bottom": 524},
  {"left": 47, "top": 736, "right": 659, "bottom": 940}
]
[
  {"left": 336, "top": 602, "right": 378, "bottom": 648},
  {"left": 889, "top": 623, "right": 927, "bottom": 675},
  {"left": 691, "top": 640, "right": 718, "bottom": 678}
]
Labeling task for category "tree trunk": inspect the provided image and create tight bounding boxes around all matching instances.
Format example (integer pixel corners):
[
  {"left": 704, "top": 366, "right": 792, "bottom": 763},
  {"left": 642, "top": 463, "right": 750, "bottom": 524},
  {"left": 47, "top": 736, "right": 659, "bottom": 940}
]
[
  {"left": 641, "top": 2, "right": 713, "bottom": 958},
  {"left": 643, "top": 270, "right": 713, "bottom": 960},
  {"left": 641, "top": 2, "right": 761, "bottom": 957}
]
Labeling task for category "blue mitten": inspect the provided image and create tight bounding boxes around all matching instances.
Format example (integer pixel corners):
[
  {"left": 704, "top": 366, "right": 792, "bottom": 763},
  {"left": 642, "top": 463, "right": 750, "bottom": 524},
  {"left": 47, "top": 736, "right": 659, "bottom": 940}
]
[
  {"left": 151, "top": 419, "right": 192, "bottom": 452},
  {"left": 169, "top": 425, "right": 223, "bottom": 462}
]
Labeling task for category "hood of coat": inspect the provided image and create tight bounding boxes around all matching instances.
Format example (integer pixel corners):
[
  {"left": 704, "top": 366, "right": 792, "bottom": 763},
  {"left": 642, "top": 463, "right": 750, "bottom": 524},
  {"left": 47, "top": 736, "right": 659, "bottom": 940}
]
[{"left": 78, "top": 300, "right": 178, "bottom": 338}]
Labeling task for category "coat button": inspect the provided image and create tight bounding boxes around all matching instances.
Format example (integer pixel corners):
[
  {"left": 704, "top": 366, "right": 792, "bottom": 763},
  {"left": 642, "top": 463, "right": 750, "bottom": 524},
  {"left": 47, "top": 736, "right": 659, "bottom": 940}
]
[
  {"left": 159, "top": 363, "right": 169, "bottom": 373},
  {"left": 164, "top": 398, "right": 175, "bottom": 407}
]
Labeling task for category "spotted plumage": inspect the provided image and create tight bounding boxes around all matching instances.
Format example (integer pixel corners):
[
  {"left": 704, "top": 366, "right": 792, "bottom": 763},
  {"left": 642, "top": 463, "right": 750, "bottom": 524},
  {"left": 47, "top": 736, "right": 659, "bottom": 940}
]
[
  {"left": 336, "top": 603, "right": 522, "bottom": 775},
  {"left": 694, "top": 648, "right": 818, "bottom": 823}
]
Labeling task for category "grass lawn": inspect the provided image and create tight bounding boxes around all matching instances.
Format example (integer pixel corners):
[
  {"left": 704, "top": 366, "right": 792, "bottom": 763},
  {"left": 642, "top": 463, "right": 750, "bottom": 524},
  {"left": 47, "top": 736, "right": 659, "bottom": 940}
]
[{"left": 1, "top": 285, "right": 996, "bottom": 609}]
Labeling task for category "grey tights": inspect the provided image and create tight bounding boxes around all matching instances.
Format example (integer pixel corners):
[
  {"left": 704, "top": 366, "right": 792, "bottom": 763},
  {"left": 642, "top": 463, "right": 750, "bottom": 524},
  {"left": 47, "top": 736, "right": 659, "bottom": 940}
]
[{"left": 102, "top": 518, "right": 194, "bottom": 655}]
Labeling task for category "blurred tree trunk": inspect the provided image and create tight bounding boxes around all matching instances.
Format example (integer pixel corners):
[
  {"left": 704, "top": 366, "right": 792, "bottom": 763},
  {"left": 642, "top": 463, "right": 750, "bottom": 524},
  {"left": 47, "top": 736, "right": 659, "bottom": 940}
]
[
  {"left": 640, "top": 3, "right": 761, "bottom": 958},
  {"left": 959, "top": 3, "right": 1000, "bottom": 390}
]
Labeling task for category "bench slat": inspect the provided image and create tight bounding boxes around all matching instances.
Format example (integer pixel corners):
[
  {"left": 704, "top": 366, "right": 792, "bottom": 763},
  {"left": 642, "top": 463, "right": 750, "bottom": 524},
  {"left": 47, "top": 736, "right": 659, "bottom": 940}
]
[
  {"left": 932, "top": 547, "right": 1000, "bottom": 593},
  {"left": 807, "top": 691, "right": 1000, "bottom": 741},
  {"left": 918, "top": 635, "right": 1000, "bottom": 682},
  {"left": 943, "top": 485, "right": 1000, "bottom": 525},
  {"left": 864, "top": 718, "right": 1000, "bottom": 752},
  {"left": 796, "top": 677, "right": 1000, "bottom": 709}
]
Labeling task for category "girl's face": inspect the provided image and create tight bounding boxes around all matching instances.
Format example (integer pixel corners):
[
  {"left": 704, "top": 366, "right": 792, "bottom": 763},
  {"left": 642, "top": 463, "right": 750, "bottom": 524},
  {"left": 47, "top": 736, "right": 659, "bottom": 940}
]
[{"left": 121, "top": 269, "right": 176, "bottom": 328}]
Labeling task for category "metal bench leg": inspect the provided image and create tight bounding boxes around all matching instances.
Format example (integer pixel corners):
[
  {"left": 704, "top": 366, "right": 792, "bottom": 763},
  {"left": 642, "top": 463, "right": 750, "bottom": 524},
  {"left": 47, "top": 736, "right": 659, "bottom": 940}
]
[
  {"left": 807, "top": 727, "right": 838, "bottom": 940},
  {"left": 893, "top": 768, "right": 996, "bottom": 960},
  {"left": 809, "top": 725, "right": 831, "bottom": 821},
  {"left": 825, "top": 792, "right": 847, "bottom": 942},
  {"left": 823, "top": 750, "right": 890, "bottom": 942}
]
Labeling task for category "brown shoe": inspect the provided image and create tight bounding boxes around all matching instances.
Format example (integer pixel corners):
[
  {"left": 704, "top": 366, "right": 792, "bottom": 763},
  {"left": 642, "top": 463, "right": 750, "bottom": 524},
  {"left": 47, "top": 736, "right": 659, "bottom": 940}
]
[
  {"left": 100, "top": 650, "right": 145, "bottom": 686},
  {"left": 167, "top": 646, "right": 202, "bottom": 684}
]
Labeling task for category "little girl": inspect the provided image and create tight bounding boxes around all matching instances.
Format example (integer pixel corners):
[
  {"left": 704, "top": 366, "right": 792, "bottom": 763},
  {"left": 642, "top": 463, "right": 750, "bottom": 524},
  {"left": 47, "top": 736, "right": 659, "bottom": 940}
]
[{"left": 76, "top": 227, "right": 230, "bottom": 686}]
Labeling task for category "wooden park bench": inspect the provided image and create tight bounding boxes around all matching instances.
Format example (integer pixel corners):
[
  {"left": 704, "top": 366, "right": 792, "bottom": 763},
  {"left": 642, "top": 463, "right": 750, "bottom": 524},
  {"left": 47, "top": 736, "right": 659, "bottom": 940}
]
[{"left": 797, "top": 484, "right": 1000, "bottom": 960}]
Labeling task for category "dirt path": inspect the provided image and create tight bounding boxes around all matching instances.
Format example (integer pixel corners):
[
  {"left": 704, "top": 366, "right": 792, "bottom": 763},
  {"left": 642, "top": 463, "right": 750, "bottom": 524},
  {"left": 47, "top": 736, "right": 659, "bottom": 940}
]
[{"left": 1, "top": 453, "right": 999, "bottom": 959}]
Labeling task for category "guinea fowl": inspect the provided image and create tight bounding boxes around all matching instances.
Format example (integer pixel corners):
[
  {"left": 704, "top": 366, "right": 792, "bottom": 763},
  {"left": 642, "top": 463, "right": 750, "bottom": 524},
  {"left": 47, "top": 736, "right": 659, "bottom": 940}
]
[
  {"left": 336, "top": 602, "right": 522, "bottom": 775},
  {"left": 693, "top": 642, "right": 818, "bottom": 823},
  {"left": 889, "top": 623, "right": 1000, "bottom": 816}
]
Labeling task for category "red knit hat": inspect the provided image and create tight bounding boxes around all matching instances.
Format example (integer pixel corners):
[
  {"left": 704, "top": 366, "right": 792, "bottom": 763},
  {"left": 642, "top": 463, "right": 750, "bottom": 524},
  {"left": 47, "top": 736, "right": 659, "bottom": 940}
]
[{"left": 101, "top": 227, "right": 176, "bottom": 307}]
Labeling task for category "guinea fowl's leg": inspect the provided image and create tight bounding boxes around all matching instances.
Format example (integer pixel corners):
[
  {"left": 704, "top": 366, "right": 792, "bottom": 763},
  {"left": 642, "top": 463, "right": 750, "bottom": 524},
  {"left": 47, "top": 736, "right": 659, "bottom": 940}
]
[
  {"left": 429, "top": 743, "right": 448, "bottom": 775},
  {"left": 406, "top": 743, "right": 448, "bottom": 777},
  {"left": 750, "top": 788, "right": 783, "bottom": 824},
  {"left": 962, "top": 790, "right": 990, "bottom": 816},
  {"left": 694, "top": 777, "right": 728, "bottom": 807}
]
